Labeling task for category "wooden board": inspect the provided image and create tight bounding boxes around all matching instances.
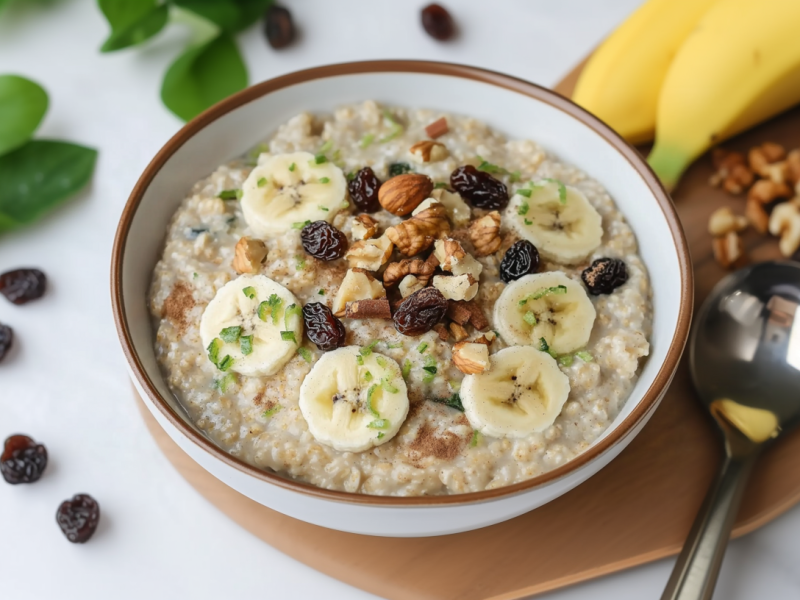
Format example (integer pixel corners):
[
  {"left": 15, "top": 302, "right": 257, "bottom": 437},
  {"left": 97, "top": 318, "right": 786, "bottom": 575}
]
[{"left": 134, "top": 62, "right": 800, "bottom": 600}]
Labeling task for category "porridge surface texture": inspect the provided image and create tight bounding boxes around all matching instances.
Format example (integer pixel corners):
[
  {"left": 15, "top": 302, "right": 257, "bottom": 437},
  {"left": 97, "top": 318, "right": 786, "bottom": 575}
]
[{"left": 149, "top": 101, "right": 652, "bottom": 496}]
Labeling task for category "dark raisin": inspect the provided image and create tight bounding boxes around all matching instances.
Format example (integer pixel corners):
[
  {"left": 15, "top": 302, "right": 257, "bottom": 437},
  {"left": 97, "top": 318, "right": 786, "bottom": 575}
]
[
  {"left": 388, "top": 162, "right": 413, "bottom": 177},
  {"left": 500, "top": 240, "right": 541, "bottom": 283},
  {"left": 450, "top": 165, "right": 509, "bottom": 210},
  {"left": 421, "top": 3, "right": 455, "bottom": 41},
  {"left": 303, "top": 302, "right": 346, "bottom": 351},
  {"left": 1, "top": 434, "right": 47, "bottom": 484},
  {"left": 582, "top": 258, "right": 629, "bottom": 295},
  {"left": 0, "top": 268, "right": 47, "bottom": 305},
  {"left": 56, "top": 494, "right": 100, "bottom": 543},
  {"left": 264, "top": 5, "right": 294, "bottom": 49},
  {"left": 393, "top": 287, "right": 448, "bottom": 336},
  {"left": 348, "top": 167, "right": 382, "bottom": 213},
  {"left": 301, "top": 221, "right": 348, "bottom": 261},
  {"left": 0, "top": 323, "right": 12, "bottom": 363}
]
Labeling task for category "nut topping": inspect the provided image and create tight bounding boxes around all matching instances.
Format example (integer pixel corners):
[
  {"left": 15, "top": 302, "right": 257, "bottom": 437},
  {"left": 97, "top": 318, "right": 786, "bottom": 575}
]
[
  {"left": 332, "top": 268, "right": 386, "bottom": 316},
  {"left": 449, "top": 322, "right": 468, "bottom": 342},
  {"left": 345, "top": 235, "right": 394, "bottom": 271},
  {"left": 707, "top": 206, "right": 748, "bottom": 237},
  {"left": 747, "top": 179, "right": 792, "bottom": 204},
  {"left": 712, "top": 231, "right": 746, "bottom": 269},
  {"left": 232, "top": 236, "right": 268, "bottom": 274},
  {"left": 399, "top": 275, "right": 426, "bottom": 298},
  {"left": 769, "top": 201, "right": 800, "bottom": 257},
  {"left": 385, "top": 202, "right": 450, "bottom": 255},
  {"left": 432, "top": 274, "right": 478, "bottom": 301},
  {"left": 345, "top": 297, "right": 392, "bottom": 319},
  {"left": 468, "top": 211, "right": 502, "bottom": 256},
  {"left": 409, "top": 140, "right": 449, "bottom": 163},
  {"left": 351, "top": 214, "right": 379, "bottom": 241},
  {"left": 433, "top": 237, "right": 483, "bottom": 280},
  {"left": 748, "top": 142, "right": 786, "bottom": 178},
  {"left": 383, "top": 258, "right": 435, "bottom": 288},
  {"left": 452, "top": 341, "right": 490, "bottom": 375},
  {"left": 378, "top": 173, "right": 434, "bottom": 216},
  {"left": 746, "top": 197, "right": 770, "bottom": 234},
  {"left": 425, "top": 117, "right": 449, "bottom": 139}
]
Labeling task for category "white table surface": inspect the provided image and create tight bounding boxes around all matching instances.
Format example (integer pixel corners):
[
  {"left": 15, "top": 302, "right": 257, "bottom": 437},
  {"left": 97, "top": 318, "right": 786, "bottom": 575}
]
[{"left": 1, "top": 0, "right": 799, "bottom": 598}]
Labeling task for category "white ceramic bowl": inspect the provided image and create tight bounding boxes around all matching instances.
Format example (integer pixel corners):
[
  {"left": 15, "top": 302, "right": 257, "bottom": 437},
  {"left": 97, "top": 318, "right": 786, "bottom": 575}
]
[{"left": 112, "top": 61, "right": 693, "bottom": 537}]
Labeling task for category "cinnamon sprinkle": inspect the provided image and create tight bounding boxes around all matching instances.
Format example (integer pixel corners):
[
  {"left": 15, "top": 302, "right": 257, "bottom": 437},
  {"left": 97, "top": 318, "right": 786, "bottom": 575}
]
[
  {"left": 408, "top": 422, "right": 467, "bottom": 461},
  {"left": 162, "top": 282, "right": 195, "bottom": 334}
]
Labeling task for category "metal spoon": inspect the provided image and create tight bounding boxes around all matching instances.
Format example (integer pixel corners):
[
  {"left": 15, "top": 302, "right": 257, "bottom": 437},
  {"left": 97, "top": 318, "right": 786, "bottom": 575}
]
[{"left": 661, "top": 261, "right": 800, "bottom": 600}]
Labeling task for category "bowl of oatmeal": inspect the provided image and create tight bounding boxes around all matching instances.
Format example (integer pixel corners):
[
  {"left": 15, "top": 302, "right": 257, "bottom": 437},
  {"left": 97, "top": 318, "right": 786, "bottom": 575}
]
[{"left": 112, "top": 61, "right": 692, "bottom": 537}]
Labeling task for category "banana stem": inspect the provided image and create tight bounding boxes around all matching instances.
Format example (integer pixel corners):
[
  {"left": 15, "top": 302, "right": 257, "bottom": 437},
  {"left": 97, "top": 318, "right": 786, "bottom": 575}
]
[{"left": 647, "top": 143, "right": 692, "bottom": 192}]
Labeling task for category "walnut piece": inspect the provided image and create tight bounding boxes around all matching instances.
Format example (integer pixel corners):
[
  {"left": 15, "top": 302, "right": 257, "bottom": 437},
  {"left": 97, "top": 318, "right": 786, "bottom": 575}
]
[
  {"left": 425, "top": 117, "right": 449, "bottom": 139},
  {"left": 332, "top": 268, "right": 386, "bottom": 316},
  {"left": 709, "top": 149, "right": 754, "bottom": 195},
  {"left": 232, "top": 236, "right": 268, "bottom": 274},
  {"left": 708, "top": 206, "right": 748, "bottom": 236},
  {"left": 469, "top": 211, "right": 502, "bottom": 256},
  {"left": 787, "top": 150, "right": 800, "bottom": 190},
  {"left": 748, "top": 179, "right": 792, "bottom": 204},
  {"left": 769, "top": 201, "right": 800, "bottom": 257},
  {"left": 431, "top": 188, "right": 471, "bottom": 227},
  {"left": 452, "top": 341, "right": 490, "bottom": 374},
  {"left": 449, "top": 322, "right": 468, "bottom": 341},
  {"left": 378, "top": 173, "right": 434, "bottom": 216},
  {"left": 432, "top": 274, "right": 478, "bottom": 301},
  {"left": 409, "top": 140, "right": 449, "bottom": 163},
  {"left": 351, "top": 214, "right": 378, "bottom": 241},
  {"left": 748, "top": 142, "right": 786, "bottom": 177},
  {"left": 712, "top": 231, "right": 746, "bottom": 269},
  {"left": 745, "top": 198, "right": 770, "bottom": 234},
  {"left": 383, "top": 258, "right": 435, "bottom": 287},
  {"left": 433, "top": 322, "right": 449, "bottom": 341},
  {"left": 345, "top": 235, "right": 394, "bottom": 271},
  {"left": 398, "top": 274, "right": 425, "bottom": 298},
  {"left": 433, "top": 238, "right": 483, "bottom": 280},
  {"left": 386, "top": 203, "right": 450, "bottom": 255}
]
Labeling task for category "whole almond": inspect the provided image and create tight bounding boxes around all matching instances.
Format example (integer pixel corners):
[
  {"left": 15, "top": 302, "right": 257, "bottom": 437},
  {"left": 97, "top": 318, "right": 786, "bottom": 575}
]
[{"left": 378, "top": 173, "right": 434, "bottom": 216}]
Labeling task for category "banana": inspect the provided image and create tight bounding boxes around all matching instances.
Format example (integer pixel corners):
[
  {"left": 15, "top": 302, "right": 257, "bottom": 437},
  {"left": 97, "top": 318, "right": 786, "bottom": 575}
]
[
  {"left": 494, "top": 271, "right": 596, "bottom": 355},
  {"left": 506, "top": 180, "right": 603, "bottom": 264},
  {"left": 572, "top": 0, "right": 719, "bottom": 144},
  {"left": 648, "top": 0, "right": 800, "bottom": 190},
  {"left": 199, "top": 274, "right": 303, "bottom": 378},
  {"left": 241, "top": 151, "right": 347, "bottom": 236},
  {"left": 460, "top": 345, "right": 571, "bottom": 438},
  {"left": 299, "top": 346, "right": 409, "bottom": 452}
]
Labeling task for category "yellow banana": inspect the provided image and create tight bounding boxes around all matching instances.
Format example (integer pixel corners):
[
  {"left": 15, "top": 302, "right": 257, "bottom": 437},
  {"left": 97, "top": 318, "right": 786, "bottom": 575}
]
[
  {"left": 572, "top": 0, "right": 719, "bottom": 145},
  {"left": 648, "top": 0, "right": 800, "bottom": 190}
]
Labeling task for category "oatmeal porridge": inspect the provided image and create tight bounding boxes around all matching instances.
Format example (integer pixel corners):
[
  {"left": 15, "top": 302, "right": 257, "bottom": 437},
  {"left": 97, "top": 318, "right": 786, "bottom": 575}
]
[{"left": 149, "top": 101, "right": 652, "bottom": 496}]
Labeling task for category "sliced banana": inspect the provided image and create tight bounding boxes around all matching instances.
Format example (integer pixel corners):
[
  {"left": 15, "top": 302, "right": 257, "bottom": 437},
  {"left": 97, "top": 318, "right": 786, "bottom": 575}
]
[
  {"left": 199, "top": 274, "right": 303, "bottom": 378},
  {"left": 461, "top": 345, "right": 570, "bottom": 438},
  {"left": 494, "top": 271, "right": 596, "bottom": 355},
  {"left": 506, "top": 180, "right": 603, "bottom": 264},
  {"left": 299, "top": 346, "right": 409, "bottom": 452},
  {"left": 241, "top": 151, "right": 347, "bottom": 236}
]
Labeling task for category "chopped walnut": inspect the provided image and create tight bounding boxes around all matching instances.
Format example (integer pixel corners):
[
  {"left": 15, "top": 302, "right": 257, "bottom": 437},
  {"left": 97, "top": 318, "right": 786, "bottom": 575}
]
[
  {"left": 748, "top": 179, "right": 792, "bottom": 204},
  {"left": 345, "top": 235, "right": 394, "bottom": 271},
  {"left": 769, "top": 200, "right": 800, "bottom": 257},
  {"left": 385, "top": 203, "right": 450, "bottom": 255},
  {"left": 433, "top": 238, "right": 483, "bottom": 280},
  {"left": 710, "top": 149, "right": 754, "bottom": 194},
  {"left": 431, "top": 188, "right": 471, "bottom": 228},
  {"left": 712, "top": 231, "right": 746, "bottom": 269},
  {"left": 787, "top": 150, "right": 800, "bottom": 190},
  {"left": 749, "top": 142, "right": 786, "bottom": 178},
  {"left": 351, "top": 214, "right": 378, "bottom": 241},
  {"left": 383, "top": 258, "right": 435, "bottom": 288},
  {"left": 468, "top": 211, "right": 502, "bottom": 256},
  {"left": 745, "top": 198, "right": 770, "bottom": 234},
  {"left": 232, "top": 236, "right": 268, "bottom": 274},
  {"left": 708, "top": 206, "right": 748, "bottom": 236},
  {"left": 398, "top": 274, "right": 425, "bottom": 298},
  {"left": 332, "top": 268, "right": 386, "bottom": 316},
  {"left": 409, "top": 140, "right": 449, "bottom": 163},
  {"left": 433, "top": 323, "right": 449, "bottom": 341},
  {"left": 449, "top": 322, "right": 468, "bottom": 341},
  {"left": 432, "top": 274, "right": 478, "bottom": 301}
]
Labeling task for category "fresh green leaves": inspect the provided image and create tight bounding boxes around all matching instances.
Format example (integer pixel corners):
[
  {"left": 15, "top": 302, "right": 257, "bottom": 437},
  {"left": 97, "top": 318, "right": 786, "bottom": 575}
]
[
  {"left": 98, "top": 0, "right": 169, "bottom": 52},
  {"left": 161, "top": 32, "right": 247, "bottom": 122},
  {"left": 430, "top": 393, "right": 464, "bottom": 412},
  {"left": 173, "top": 0, "right": 271, "bottom": 33},
  {"left": 0, "top": 141, "right": 98, "bottom": 233},
  {"left": 0, "top": 75, "right": 48, "bottom": 156}
]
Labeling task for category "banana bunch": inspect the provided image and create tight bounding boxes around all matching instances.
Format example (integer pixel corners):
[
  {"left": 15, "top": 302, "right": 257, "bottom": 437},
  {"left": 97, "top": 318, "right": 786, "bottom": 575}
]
[{"left": 573, "top": 0, "right": 800, "bottom": 190}]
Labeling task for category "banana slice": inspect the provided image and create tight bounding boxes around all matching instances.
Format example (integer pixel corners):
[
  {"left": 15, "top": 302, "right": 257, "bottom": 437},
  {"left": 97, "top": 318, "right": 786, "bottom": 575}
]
[
  {"left": 199, "top": 274, "right": 303, "bottom": 378},
  {"left": 507, "top": 180, "right": 603, "bottom": 264},
  {"left": 299, "top": 346, "right": 409, "bottom": 452},
  {"left": 241, "top": 151, "right": 347, "bottom": 236},
  {"left": 461, "top": 345, "right": 570, "bottom": 438},
  {"left": 494, "top": 271, "right": 596, "bottom": 355}
]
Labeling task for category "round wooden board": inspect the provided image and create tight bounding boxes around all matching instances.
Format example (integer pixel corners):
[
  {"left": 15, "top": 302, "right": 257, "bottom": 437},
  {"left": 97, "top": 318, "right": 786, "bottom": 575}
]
[{"left": 134, "top": 63, "right": 800, "bottom": 600}]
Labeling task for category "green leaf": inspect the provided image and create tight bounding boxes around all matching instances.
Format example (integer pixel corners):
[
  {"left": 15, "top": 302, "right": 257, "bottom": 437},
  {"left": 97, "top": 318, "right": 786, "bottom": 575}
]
[
  {"left": 161, "top": 32, "right": 247, "bottom": 122},
  {"left": 98, "top": 0, "right": 169, "bottom": 53},
  {"left": 173, "top": 0, "right": 271, "bottom": 33},
  {"left": 0, "top": 75, "right": 48, "bottom": 156},
  {"left": 0, "top": 140, "right": 97, "bottom": 233},
  {"left": 430, "top": 393, "right": 464, "bottom": 412}
]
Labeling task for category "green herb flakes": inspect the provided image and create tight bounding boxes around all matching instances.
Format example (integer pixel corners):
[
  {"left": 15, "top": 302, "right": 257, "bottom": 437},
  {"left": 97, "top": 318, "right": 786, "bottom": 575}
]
[
  {"left": 263, "top": 404, "right": 282, "bottom": 418},
  {"left": 297, "top": 347, "right": 312, "bottom": 363},
  {"left": 207, "top": 338, "right": 223, "bottom": 365},
  {"left": 558, "top": 355, "right": 574, "bottom": 367},
  {"left": 388, "top": 162, "right": 412, "bottom": 177},
  {"left": 311, "top": 153, "right": 327, "bottom": 165},
  {"left": 541, "top": 178, "right": 567, "bottom": 204},
  {"left": 219, "top": 326, "right": 242, "bottom": 343},
  {"left": 319, "top": 177, "right": 330, "bottom": 184},
  {"left": 433, "top": 182, "right": 448, "bottom": 189},
  {"left": 217, "top": 189, "right": 240, "bottom": 200},
  {"left": 470, "top": 430, "right": 480, "bottom": 447},
  {"left": 295, "top": 255, "right": 306, "bottom": 270},
  {"left": 431, "top": 393, "right": 464, "bottom": 412},
  {"left": 381, "top": 376, "right": 399, "bottom": 394},
  {"left": 417, "top": 342, "right": 428, "bottom": 354},
  {"left": 367, "top": 384, "right": 380, "bottom": 416},
  {"left": 318, "top": 140, "right": 333, "bottom": 154},
  {"left": 292, "top": 220, "right": 311, "bottom": 230},
  {"left": 377, "top": 432, "right": 385, "bottom": 439},
  {"left": 359, "top": 133, "right": 375, "bottom": 149},
  {"left": 319, "top": 205, "right": 329, "bottom": 211},
  {"left": 476, "top": 156, "right": 508, "bottom": 175},
  {"left": 575, "top": 350, "right": 594, "bottom": 362},
  {"left": 367, "top": 418, "right": 390, "bottom": 430},
  {"left": 523, "top": 311, "right": 537, "bottom": 326},
  {"left": 215, "top": 372, "right": 237, "bottom": 393},
  {"left": 318, "top": 289, "right": 325, "bottom": 295},
  {"left": 364, "top": 370, "right": 374, "bottom": 382},
  {"left": 360, "top": 340, "right": 379, "bottom": 356},
  {"left": 524, "top": 218, "right": 533, "bottom": 225},
  {"left": 241, "top": 286, "right": 256, "bottom": 299},
  {"left": 356, "top": 354, "right": 364, "bottom": 366},
  {"left": 539, "top": 338, "right": 557, "bottom": 358},
  {"left": 516, "top": 188, "right": 532, "bottom": 198},
  {"left": 289, "top": 162, "right": 296, "bottom": 172},
  {"left": 217, "top": 355, "right": 234, "bottom": 371},
  {"left": 519, "top": 285, "right": 568, "bottom": 305},
  {"left": 284, "top": 303, "right": 302, "bottom": 329},
  {"left": 239, "top": 335, "right": 253, "bottom": 355},
  {"left": 375, "top": 356, "right": 387, "bottom": 368},
  {"left": 518, "top": 201, "right": 529, "bottom": 216},
  {"left": 261, "top": 294, "right": 282, "bottom": 325},
  {"left": 280, "top": 331, "right": 297, "bottom": 344},
  {"left": 257, "top": 177, "right": 267, "bottom": 188},
  {"left": 510, "top": 170, "right": 521, "bottom": 183},
  {"left": 402, "top": 359, "right": 412, "bottom": 379},
  {"left": 386, "top": 342, "right": 402, "bottom": 349}
]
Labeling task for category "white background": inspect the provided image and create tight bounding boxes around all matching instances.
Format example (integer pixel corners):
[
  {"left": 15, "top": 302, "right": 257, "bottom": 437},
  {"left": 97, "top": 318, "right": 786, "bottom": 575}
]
[{"left": 1, "top": 0, "right": 799, "bottom": 598}]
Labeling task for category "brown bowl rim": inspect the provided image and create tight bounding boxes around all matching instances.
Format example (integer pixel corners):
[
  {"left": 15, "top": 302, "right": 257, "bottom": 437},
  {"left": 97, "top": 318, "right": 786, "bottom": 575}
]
[{"left": 111, "top": 59, "right": 693, "bottom": 507}]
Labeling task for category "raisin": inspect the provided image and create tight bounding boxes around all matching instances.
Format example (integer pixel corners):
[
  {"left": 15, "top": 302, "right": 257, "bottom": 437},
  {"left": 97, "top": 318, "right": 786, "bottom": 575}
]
[
  {"left": 303, "top": 302, "right": 346, "bottom": 351},
  {"left": 348, "top": 167, "right": 382, "bottom": 213},
  {"left": 264, "top": 5, "right": 294, "bottom": 49},
  {"left": 582, "top": 258, "right": 629, "bottom": 295},
  {"left": 393, "top": 287, "right": 448, "bottom": 336},
  {"left": 0, "top": 268, "right": 47, "bottom": 305},
  {"left": 56, "top": 494, "right": 100, "bottom": 543},
  {"left": 388, "top": 162, "right": 413, "bottom": 177},
  {"left": 1, "top": 435, "right": 47, "bottom": 484},
  {"left": 421, "top": 4, "right": 455, "bottom": 41},
  {"left": 450, "top": 165, "right": 509, "bottom": 210},
  {"left": 0, "top": 323, "right": 12, "bottom": 363},
  {"left": 500, "top": 240, "right": 541, "bottom": 283},
  {"left": 301, "top": 221, "right": 348, "bottom": 261}
]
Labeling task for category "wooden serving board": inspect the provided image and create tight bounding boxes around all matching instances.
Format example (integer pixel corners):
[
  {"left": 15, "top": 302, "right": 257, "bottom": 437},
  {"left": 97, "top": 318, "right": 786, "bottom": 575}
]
[{"left": 133, "top": 63, "right": 800, "bottom": 600}]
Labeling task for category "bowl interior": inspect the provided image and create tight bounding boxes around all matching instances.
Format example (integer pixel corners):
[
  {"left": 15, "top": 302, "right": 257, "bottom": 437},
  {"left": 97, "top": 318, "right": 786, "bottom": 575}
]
[{"left": 116, "top": 64, "right": 687, "bottom": 496}]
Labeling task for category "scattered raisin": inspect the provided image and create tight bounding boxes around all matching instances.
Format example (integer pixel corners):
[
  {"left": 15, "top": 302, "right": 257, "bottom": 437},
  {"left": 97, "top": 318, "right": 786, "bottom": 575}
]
[
  {"left": 388, "top": 162, "right": 413, "bottom": 177},
  {"left": 500, "top": 240, "right": 541, "bottom": 283},
  {"left": 450, "top": 165, "right": 509, "bottom": 210},
  {"left": 0, "top": 268, "right": 47, "bottom": 305},
  {"left": 301, "top": 221, "right": 348, "bottom": 261},
  {"left": 0, "top": 323, "right": 12, "bottom": 363},
  {"left": 1, "top": 435, "right": 47, "bottom": 484},
  {"left": 582, "top": 258, "right": 629, "bottom": 295},
  {"left": 303, "top": 302, "right": 346, "bottom": 351},
  {"left": 56, "top": 494, "right": 100, "bottom": 544},
  {"left": 421, "top": 4, "right": 455, "bottom": 41},
  {"left": 264, "top": 5, "right": 294, "bottom": 49},
  {"left": 393, "top": 287, "right": 448, "bottom": 336},
  {"left": 348, "top": 167, "right": 382, "bottom": 213}
]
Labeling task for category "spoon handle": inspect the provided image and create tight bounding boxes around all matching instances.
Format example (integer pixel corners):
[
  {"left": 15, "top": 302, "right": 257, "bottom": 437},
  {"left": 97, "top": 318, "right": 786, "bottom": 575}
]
[{"left": 660, "top": 451, "right": 759, "bottom": 600}]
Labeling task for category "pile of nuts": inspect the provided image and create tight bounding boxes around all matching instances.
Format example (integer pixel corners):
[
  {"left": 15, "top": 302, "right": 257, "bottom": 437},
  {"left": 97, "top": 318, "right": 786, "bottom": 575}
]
[{"left": 708, "top": 142, "right": 800, "bottom": 268}]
